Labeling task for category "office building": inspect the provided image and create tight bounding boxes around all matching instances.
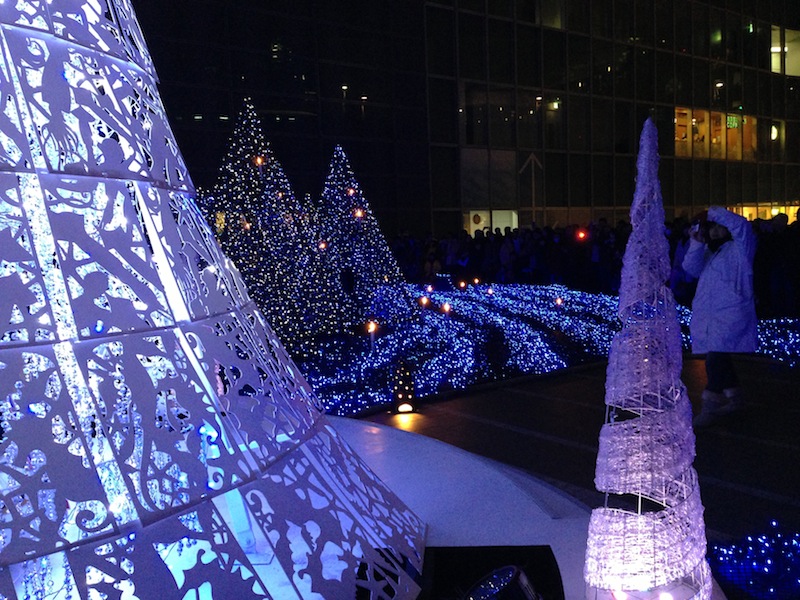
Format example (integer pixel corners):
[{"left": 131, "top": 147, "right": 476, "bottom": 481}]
[{"left": 134, "top": 0, "right": 800, "bottom": 237}]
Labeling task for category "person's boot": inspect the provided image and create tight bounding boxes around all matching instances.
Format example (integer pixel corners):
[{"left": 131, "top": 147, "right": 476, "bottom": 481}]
[{"left": 693, "top": 390, "right": 727, "bottom": 428}]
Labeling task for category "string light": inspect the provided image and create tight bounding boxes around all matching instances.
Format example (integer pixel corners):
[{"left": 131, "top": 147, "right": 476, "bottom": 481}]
[
  {"left": 710, "top": 521, "right": 800, "bottom": 599},
  {"left": 299, "top": 281, "right": 796, "bottom": 417},
  {"left": 317, "top": 145, "right": 416, "bottom": 328}
]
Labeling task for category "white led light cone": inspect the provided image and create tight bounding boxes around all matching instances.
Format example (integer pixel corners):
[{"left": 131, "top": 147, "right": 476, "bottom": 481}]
[{"left": 584, "top": 118, "right": 712, "bottom": 600}]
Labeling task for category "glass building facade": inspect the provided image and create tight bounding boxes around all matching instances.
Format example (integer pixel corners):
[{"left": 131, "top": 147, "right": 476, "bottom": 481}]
[
  {"left": 134, "top": 0, "right": 800, "bottom": 237},
  {"left": 426, "top": 0, "right": 800, "bottom": 234},
  {"left": 132, "top": 0, "right": 430, "bottom": 236}
]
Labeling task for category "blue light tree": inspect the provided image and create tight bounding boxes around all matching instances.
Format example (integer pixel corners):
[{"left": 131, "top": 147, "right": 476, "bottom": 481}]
[{"left": 317, "top": 145, "right": 417, "bottom": 329}]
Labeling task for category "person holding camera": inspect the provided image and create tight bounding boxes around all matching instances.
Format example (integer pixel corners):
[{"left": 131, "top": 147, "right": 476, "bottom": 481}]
[{"left": 682, "top": 206, "right": 758, "bottom": 427}]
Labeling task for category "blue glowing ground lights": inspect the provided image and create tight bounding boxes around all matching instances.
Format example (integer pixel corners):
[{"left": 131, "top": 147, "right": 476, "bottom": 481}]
[{"left": 298, "top": 281, "right": 797, "bottom": 417}]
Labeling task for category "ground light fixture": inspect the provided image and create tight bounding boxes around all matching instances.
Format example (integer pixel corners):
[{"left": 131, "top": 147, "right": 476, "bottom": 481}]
[{"left": 392, "top": 361, "right": 416, "bottom": 414}]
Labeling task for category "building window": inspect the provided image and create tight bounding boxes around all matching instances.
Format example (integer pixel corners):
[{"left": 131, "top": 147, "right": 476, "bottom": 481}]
[
  {"left": 490, "top": 210, "right": 519, "bottom": 232},
  {"left": 726, "top": 114, "right": 742, "bottom": 161},
  {"left": 541, "top": 0, "right": 564, "bottom": 29},
  {"left": 771, "top": 25, "right": 783, "bottom": 74},
  {"left": 674, "top": 107, "right": 692, "bottom": 158},
  {"left": 464, "top": 210, "right": 491, "bottom": 236},
  {"left": 786, "top": 28, "right": 800, "bottom": 76},
  {"left": 710, "top": 111, "right": 726, "bottom": 159},
  {"left": 742, "top": 115, "right": 757, "bottom": 162},
  {"left": 544, "top": 96, "right": 565, "bottom": 150},
  {"left": 489, "top": 87, "right": 515, "bottom": 147},
  {"left": 693, "top": 110, "right": 710, "bottom": 159},
  {"left": 462, "top": 83, "right": 488, "bottom": 146},
  {"left": 462, "top": 210, "right": 519, "bottom": 236}
]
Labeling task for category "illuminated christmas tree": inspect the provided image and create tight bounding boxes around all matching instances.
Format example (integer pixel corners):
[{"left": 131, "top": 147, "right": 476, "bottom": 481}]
[
  {"left": 206, "top": 100, "right": 317, "bottom": 352},
  {"left": 0, "top": 2, "right": 424, "bottom": 598},
  {"left": 207, "top": 99, "right": 266, "bottom": 271},
  {"left": 318, "top": 145, "right": 416, "bottom": 328},
  {"left": 584, "top": 118, "right": 712, "bottom": 598}
]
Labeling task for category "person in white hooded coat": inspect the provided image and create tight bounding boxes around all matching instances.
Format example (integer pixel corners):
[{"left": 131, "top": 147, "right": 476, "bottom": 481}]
[{"left": 682, "top": 205, "right": 758, "bottom": 426}]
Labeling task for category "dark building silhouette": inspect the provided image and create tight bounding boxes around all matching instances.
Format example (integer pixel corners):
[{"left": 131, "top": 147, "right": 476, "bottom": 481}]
[{"left": 133, "top": 0, "right": 800, "bottom": 237}]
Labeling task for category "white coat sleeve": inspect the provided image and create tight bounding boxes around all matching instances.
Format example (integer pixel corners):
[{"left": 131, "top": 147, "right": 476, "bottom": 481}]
[
  {"left": 707, "top": 206, "right": 756, "bottom": 261},
  {"left": 681, "top": 238, "right": 707, "bottom": 279}
]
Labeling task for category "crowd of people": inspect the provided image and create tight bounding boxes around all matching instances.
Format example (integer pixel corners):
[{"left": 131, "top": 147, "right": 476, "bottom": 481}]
[{"left": 390, "top": 211, "right": 800, "bottom": 319}]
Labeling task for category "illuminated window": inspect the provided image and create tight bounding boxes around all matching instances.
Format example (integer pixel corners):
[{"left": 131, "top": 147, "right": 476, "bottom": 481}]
[
  {"left": 771, "top": 26, "right": 783, "bottom": 74},
  {"left": 726, "top": 114, "right": 742, "bottom": 160},
  {"left": 541, "top": 0, "right": 564, "bottom": 29},
  {"left": 786, "top": 28, "right": 800, "bottom": 76},
  {"left": 462, "top": 210, "right": 519, "bottom": 236},
  {"left": 464, "top": 210, "right": 491, "bottom": 236},
  {"left": 710, "top": 112, "right": 726, "bottom": 159},
  {"left": 674, "top": 107, "right": 692, "bottom": 158},
  {"left": 692, "top": 110, "right": 710, "bottom": 159},
  {"left": 742, "top": 116, "right": 757, "bottom": 161},
  {"left": 491, "top": 210, "right": 519, "bottom": 232}
]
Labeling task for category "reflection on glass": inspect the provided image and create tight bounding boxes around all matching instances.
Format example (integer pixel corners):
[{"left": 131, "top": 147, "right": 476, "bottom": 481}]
[
  {"left": 464, "top": 84, "right": 488, "bottom": 146},
  {"left": 517, "top": 91, "right": 542, "bottom": 148}
]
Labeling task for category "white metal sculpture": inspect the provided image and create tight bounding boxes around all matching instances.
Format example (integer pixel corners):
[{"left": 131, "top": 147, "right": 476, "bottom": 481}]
[
  {"left": 584, "top": 118, "right": 712, "bottom": 599},
  {"left": 0, "top": 1, "right": 424, "bottom": 598}
]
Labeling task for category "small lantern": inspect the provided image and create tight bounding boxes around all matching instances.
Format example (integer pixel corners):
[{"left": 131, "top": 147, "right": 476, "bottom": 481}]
[
  {"left": 353, "top": 207, "right": 365, "bottom": 219},
  {"left": 419, "top": 296, "right": 429, "bottom": 308},
  {"left": 392, "top": 361, "right": 416, "bottom": 414}
]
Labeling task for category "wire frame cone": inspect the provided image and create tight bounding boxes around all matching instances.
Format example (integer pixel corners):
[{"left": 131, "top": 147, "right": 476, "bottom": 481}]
[
  {"left": 0, "top": 2, "right": 425, "bottom": 598},
  {"left": 584, "top": 118, "right": 712, "bottom": 599}
]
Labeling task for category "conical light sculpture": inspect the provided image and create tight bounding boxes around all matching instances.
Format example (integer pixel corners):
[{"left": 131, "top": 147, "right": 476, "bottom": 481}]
[
  {"left": 0, "top": 2, "right": 424, "bottom": 598},
  {"left": 208, "top": 99, "right": 315, "bottom": 355},
  {"left": 318, "top": 145, "right": 416, "bottom": 327},
  {"left": 584, "top": 118, "right": 712, "bottom": 599}
]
